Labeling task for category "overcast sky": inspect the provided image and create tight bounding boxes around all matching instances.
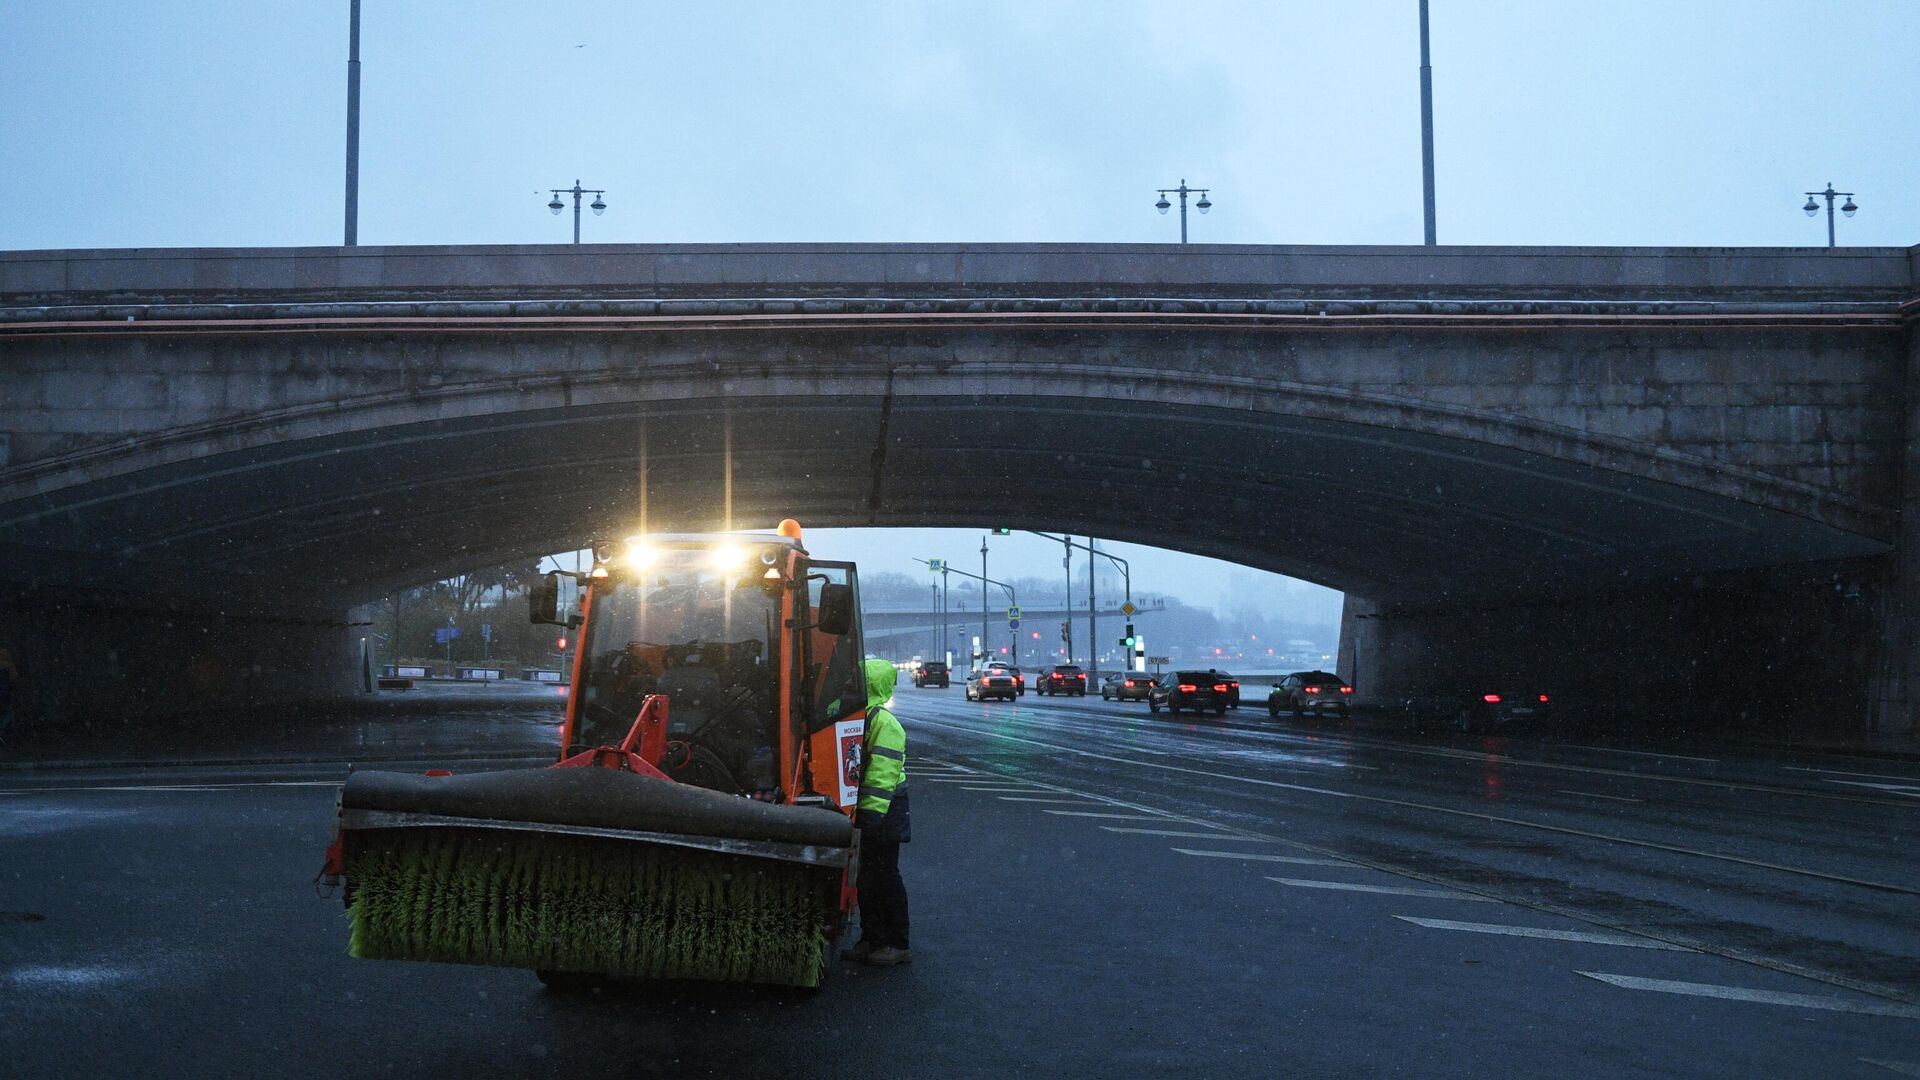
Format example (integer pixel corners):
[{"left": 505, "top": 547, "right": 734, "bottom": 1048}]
[{"left": 3, "top": 1, "right": 1911, "bottom": 622}]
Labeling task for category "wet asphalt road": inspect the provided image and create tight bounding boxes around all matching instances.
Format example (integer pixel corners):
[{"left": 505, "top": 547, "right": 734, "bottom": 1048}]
[{"left": 2, "top": 685, "right": 1917, "bottom": 1078}]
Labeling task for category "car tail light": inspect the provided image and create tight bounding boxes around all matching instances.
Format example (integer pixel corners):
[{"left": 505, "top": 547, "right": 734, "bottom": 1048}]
[
  {"left": 1230, "top": 681, "right": 1240, "bottom": 688},
  {"left": 1303, "top": 686, "right": 1320, "bottom": 694},
  {"left": 1538, "top": 694, "right": 1550, "bottom": 703},
  {"left": 1340, "top": 686, "right": 1352, "bottom": 694},
  {"left": 1482, "top": 694, "right": 1502, "bottom": 704},
  {"left": 1213, "top": 683, "right": 1228, "bottom": 692},
  {"left": 1076, "top": 674, "right": 1086, "bottom": 681},
  {"left": 1178, "top": 684, "right": 1197, "bottom": 692}
]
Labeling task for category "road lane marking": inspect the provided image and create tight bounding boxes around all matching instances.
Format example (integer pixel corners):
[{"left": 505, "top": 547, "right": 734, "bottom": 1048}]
[
  {"left": 0, "top": 780, "right": 341, "bottom": 794},
  {"left": 929, "top": 742, "right": 1920, "bottom": 1008},
  {"left": 1785, "top": 766, "right": 1920, "bottom": 782},
  {"left": 1171, "top": 848, "right": 1349, "bottom": 867},
  {"left": 1555, "top": 789, "right": 1642, "bottom": 803},
  {"left": 1266, "top": 877, "right": 1498, "bottom": 902},
  {"left": 1570, "top": 745, "right": 1716, "bottom": 764},
  {"left": 1100, "top": 828, "right": 1268, "bottom": 840},
  {"left": 998, "top": 797, "right": 1100, "bottom": 804},
  {"left": 958, "top": 785, "right": 1045, "bottom": 792},
  {"left": 912, "top": 716, "right": 1920, "bottom": 896},
  {"left": 1042, "top": 810, "right": 1168, "bottom": 820},
  {"left": 1823, "top": 780, "right": 1920, "bottom": 799},
  {"left": 1861, "top": 1059, "right": 1920, "bottom": 1076},
  {"left": 1577, "top": 972, "right": 1920, "bottom": 1019},
  {"left": 1392, "top": 916, "right": 1693, "bottom": 951}
]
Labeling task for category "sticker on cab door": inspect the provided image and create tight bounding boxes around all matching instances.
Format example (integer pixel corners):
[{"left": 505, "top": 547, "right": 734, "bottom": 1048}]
[{"left": 836, "top": 718, "right": 866, "bottom": 806}]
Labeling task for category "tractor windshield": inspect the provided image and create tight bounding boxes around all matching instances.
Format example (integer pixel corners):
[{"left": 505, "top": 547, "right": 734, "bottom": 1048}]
[{"left": 574, "top": 549, "right": 783, "bottom": 793}]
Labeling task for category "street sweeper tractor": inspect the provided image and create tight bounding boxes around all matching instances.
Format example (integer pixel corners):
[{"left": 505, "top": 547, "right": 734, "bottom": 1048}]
[{"left": 320, "top": 520, "right": 872, "bottom": 989}]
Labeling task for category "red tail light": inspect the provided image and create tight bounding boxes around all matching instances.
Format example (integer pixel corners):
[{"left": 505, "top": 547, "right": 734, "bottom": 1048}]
[
  {"left": 1303, "top": 686, "right": 1320, "bottom": 694},
  {"left": 1076, "top": 674, "right": 1086, "bottom": 681},
  {"left": 1482, "top": 694, "right": 1502, "bottom": 704},
  {"left": 1538, "top": 694, "right": 1550, "bottom": 703},
  {"left": 1178, "top": 684, "right": 1197, "bottom": 692},
  {"left": 1340, "top": 686, "right": 1353, "bottom": 694},
  {"left": 1213, "top": 683, "right": 1229, "bottom": 692},
  {"left": 1230, "top": 681, "right": 1240, "bottom": 688}
]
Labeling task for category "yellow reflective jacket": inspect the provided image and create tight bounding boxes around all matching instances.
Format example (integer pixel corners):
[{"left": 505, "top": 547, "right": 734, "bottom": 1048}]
[{"left": 858, "top": 658, "right": 909, "bottom": 838}]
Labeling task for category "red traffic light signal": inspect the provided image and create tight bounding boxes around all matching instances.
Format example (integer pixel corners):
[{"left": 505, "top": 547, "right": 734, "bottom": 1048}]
[{"left": 556, "top": 637, "right": 569, "bottom": 650}]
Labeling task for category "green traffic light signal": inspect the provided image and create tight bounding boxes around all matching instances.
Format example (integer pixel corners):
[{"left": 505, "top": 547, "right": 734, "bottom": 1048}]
[{"left": 992, "top": 527, "right": 1012, "bottom": 535}]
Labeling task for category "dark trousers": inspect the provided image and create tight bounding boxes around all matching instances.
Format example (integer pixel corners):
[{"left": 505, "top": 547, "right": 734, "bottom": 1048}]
[{"left": 856, "top": 833, "right": 910, "bottom": 949}]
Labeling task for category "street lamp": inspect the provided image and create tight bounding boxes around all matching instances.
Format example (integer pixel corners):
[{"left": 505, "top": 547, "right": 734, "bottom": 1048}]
[
  {"left": 545, "top": 179, "right": 608, "bottom": 244},
  {"left": 1154, "top": 179, "right": 1212, "bottom": 243},
  {"left": 1802, "top": 183, "right": 1858, "bottom": 248}
]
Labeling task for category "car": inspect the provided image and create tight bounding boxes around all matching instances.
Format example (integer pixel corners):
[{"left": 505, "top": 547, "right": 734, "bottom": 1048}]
[
  {"left": 1147, "top": 670, "right": 1230, "bottom": 716},
  {"left": 913, "top": 660, "right": 949, "bottom": 688},
  {"left": 982, "top": 660, "right": 1025, "bottom": 695},
  {"left": 1270, "top": 671, "right": 1352, "bottom": 718},
  {"left": 1407, "top": 688, "right": 1554, "bottom": 732},
  {"left": 965, "top": 666, "right": 1018, "bottom": 702},
  {"left": 1209, "top": 669, "right": 1242, "bottom": 708},
  {"left": 1036, "top": 665, "right": 1088, "bottom": 696},
  {"left": 1100, "top": 670, "right": 1154, "bottom": 701}
]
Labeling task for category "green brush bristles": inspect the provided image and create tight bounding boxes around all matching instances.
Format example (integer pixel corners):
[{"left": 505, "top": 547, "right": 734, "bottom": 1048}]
[{"left": 345, "top": 828, "right": 832, "bottom": 987}]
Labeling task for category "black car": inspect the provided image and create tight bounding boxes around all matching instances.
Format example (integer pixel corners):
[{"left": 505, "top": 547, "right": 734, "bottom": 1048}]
[
  {"left": 913, "top": 660, "right": 949, "bottom": 688},
  {"left": 965, "top": 666, "right": 1018, "bottom": 702},
  {"left": 1270, "top": 671, "right": 1352, "bottom": 718},
  {"left": 1148, "top": 670, "right": 1230, "bottom": 716},
  {"left": 1100, "top": 670, "right": 1154, "bottom": 701},
  {"left": 1209, "top": 669, "right": 1242, "bottom": 708},
  {"left": 1407, "top": 688, "right": 1554, "bottom": 732},
  {"left": 1037, "top": 665, "right": 1088, "bottom": 696}
]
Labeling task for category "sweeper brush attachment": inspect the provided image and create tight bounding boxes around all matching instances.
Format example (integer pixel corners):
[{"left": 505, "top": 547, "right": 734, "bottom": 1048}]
[{"left": 332, "top": 767, "right": 855, "bottom": 988}]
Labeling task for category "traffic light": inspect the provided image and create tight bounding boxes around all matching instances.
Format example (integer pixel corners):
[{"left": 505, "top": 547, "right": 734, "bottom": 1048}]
[
  {"left": 1059, "top": 620, "right": 1070, "bottom": 641},
  {"left": 992, "top": 527, "right": 1012, "bottom": 535},
  {"left": 1119, "top": 623, "right": 1137, "bottom": 648},
  {"left": 555, "top": 637, "right": 568, "bottom": 651}
]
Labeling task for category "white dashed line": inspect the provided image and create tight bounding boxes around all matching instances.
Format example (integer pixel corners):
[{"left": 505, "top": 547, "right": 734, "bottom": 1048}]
[
  {"left": 1784, "top": 766, "right": 1920, "bottom": 783},
  {"left": 1570, "top": 745, "right": 1716, "bottom": 764},
  {"left": 1392, "top": 916, "right": 1693, "bottom": 950},
  {"left": 1100, "top": 827, "right": 1270, "bottom": 840},
  {"left": 959, "top": 786, "right": 1045, "bottom": 792},
  {"left": 1170, "top": 848, "right": 1349, "bottom": 867},
  {"left": 1822, "top": 780, "right": 1920, "bottom": 799},
  {"left": 998, "top": 797, "right": 1100, "bottom": 804},
  {"left": 1577, "top": 972, "right": 1920, "bottom": 1019},
  {"left": 0, "top": 781, "right": 340, "bottom": 794},
  {"left": 1555, "top": 789, "right": 1642, "bottom": 803},
  {"left": 1861, "top": 1059, "right": 1920, "bottom": 1076},
  {"left": 1042, "top": 810, "right": 1167, "bottom": 820},
  {"left": 1266, "top": 877, "right": 1499, "bottom": 902}
]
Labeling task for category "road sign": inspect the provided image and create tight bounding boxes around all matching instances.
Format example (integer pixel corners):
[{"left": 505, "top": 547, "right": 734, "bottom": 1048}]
[
  {"left": 1007, "top": 606, "right": 1022, "bottom": 621},
  {"left": 1009, "top": 620, "right": 1020, "bottom": 630},
  {"left": 928, "top": 558, "right": 945, "bottom": 572},
  {"left": 481, "top": 623, "right": 492, "bottom": 641},
  {"left": 1121, "top": 602, "right": 1136, "bottom": 616},
  {"left": 434, "top": 627, "right": 461, "bottom": 644}
]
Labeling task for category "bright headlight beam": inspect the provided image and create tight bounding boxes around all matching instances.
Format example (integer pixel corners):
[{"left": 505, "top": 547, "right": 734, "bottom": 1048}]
[{"left": 708, "top": 543, "right": 751, "bottom": 570}]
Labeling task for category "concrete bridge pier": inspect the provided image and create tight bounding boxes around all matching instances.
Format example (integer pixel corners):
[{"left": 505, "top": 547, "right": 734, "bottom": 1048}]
[
  {"left": 1338, "top": 556, "right": 1893, "bottom": 738},
  {"left": 0, "top": 583, "right": 369, "bottom": 738}
]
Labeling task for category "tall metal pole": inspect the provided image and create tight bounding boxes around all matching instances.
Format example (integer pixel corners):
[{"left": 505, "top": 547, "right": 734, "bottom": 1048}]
[
  {"left": 1418, "top": 0, "right": 1436, "bottom": 246},
  {"left": 572, "top": 180, "right": 583, "bottom": 244},
  {"left": 344, "top": 0, "right": 361, "bottom": 246},
  {"left": 942, "top": 568, "right": 950, "bottom": 662},
  {"left": 1062, "top": 536, "right": 1074, "bottom": 662},
  {"left": 1086, "top": 536, "right": 1098, "bottom": 684},
  {"left": 1178, "top": 182, "right": 1189, "bottom": 244},
  {"left": 1826, "top": 190, "right": 1836, "bottom": 248},
  {"left": 980, "top": 536, "right": 990, "bottom": 666}
]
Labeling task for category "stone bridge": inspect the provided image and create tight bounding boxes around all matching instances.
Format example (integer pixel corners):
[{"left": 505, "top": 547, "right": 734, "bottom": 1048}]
[{"left": 0, "top": 243, "right": 1914, "bottom": 733}]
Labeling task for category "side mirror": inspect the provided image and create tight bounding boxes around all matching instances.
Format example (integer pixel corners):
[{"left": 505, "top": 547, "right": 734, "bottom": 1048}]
[
  {"left": 529, "top": 572, "right": 562, "bottom": 625},
  {"left": 817, "top": 583, "right": 854, "bottom": 636}
]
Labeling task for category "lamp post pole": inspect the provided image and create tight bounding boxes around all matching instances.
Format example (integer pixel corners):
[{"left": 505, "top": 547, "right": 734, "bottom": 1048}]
[
  {"left": 1418, "top": 0, "right": 1437, "bottom": 245},
  {"left": 1802, "top": 183, "right": 1858, "bottom": 248},
  {"left": 343, "top": 0, "right": 361, "bottom": 246},
  {"left": 546, "top": 180, "right": 608, "bottom": 243},
  {"left": 1153, "top": 180, "right": 1213, "bottom": 243}
]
